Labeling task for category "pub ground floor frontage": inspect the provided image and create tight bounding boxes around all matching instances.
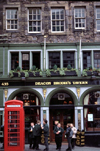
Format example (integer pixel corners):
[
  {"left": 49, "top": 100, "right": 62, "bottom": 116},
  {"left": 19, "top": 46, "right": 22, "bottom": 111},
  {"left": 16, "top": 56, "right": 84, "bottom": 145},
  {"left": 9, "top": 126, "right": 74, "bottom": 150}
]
[{"left": 0, "top": 79, "right": 100, "bottom": 147}]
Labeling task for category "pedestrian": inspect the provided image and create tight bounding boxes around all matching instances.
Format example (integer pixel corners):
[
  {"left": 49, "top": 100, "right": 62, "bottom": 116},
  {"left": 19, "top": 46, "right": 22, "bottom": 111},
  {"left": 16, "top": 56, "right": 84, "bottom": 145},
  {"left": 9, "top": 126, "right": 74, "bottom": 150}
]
[
  {"left": 42, "top": 119, "right": 49, "bottom": 151},
  {"left": 54, "top": 123, "right": 64, "bottom": 151},
  {"left": 28, "top": 122, "right": 35, "bottom": 149},
  {"left": 34, "top": 120, "right": 42, "bottom": 150},
  {"left": 65, "top": 124, "right": 73, "bottom": 151},
  {"left": 0, "top": 125, "right": 4, "bottom": 149},
  {"left": 70, "top": 123, "right": 77, "bottom": 150},
  {"left": 54, "top": 120, "right": 59, "bottom": 150}
]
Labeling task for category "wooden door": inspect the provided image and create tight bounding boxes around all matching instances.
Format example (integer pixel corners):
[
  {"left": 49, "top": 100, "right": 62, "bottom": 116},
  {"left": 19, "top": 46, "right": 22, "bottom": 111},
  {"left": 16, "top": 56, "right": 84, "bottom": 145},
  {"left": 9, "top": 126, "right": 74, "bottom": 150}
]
[{"left": 50, "top": 109, "right": 74, "bottom": 142}]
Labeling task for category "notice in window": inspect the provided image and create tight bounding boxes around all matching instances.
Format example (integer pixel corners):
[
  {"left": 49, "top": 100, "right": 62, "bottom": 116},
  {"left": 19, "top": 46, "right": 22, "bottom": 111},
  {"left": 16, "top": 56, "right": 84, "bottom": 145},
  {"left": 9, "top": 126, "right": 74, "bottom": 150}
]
[{"left": 88, "top": 114, "right": 93, "bottom": 121}]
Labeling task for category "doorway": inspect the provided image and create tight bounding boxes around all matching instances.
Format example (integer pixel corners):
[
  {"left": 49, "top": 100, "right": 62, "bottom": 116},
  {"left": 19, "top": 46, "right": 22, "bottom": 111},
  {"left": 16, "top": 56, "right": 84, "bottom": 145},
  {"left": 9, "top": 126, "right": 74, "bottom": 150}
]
[
  {"left": 13, "top": 92, "right": 40, "bottom": 143},
  {"left": 49, "top": 92, "right": 74, "bottom": 142}
]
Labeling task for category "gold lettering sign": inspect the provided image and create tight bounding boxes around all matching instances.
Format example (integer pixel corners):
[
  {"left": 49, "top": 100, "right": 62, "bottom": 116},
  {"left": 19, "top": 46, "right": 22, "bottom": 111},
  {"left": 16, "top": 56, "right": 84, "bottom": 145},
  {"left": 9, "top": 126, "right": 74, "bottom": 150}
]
[
  {"left": 53, "top": 81, "right": 71, "bottom": 85},
  {"left": 35, "top": 82, "right": 51, "bottom": 85},
  {"left": 1, "top": 82, "right": 9, "bottom": 86},
  {"left": 73, "top": 81, "right": 88, "bottom": 85}
]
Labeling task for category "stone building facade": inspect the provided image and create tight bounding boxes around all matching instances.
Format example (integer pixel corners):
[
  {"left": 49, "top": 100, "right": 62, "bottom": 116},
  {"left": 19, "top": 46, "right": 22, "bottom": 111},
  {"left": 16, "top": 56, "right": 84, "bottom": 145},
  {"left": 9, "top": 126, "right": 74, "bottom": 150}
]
[{"left": 0, "top": 0, "right": 100, "bottom": 147}]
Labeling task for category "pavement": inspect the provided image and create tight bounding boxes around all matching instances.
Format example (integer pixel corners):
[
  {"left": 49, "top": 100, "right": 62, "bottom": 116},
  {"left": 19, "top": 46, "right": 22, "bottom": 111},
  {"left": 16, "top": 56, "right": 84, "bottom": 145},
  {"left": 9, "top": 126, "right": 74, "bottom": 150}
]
[{"left": 0, "top": 143, "right": 100, "bottom": 151}]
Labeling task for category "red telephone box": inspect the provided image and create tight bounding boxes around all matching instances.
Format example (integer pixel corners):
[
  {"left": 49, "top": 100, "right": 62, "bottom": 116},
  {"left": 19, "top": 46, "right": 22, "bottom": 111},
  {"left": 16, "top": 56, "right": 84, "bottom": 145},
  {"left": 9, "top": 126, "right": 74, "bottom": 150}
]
[{"left": 4, "top": 100, "right": 25, "bottom": 151}]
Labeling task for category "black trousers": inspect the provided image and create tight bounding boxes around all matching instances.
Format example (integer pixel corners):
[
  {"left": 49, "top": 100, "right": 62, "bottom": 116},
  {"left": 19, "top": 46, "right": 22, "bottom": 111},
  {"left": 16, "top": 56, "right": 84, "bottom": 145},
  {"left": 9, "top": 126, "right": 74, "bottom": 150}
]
[
  {"left": 56, "top": 137, "right": 62, "bottom": 149},
  {"left": 67, "top": 137, "right": 72, "bottom": 151},
  {"left": 35, "top": 136, "right": 40, "bottom": 149},
  {"left": 71, "top": 138, "right": 76, "bottom": 149},
  {"left": 44, "top": 136, "right": 49, "bottom": 151},
  {"left": 55, "top": 136, "right": 58, "bottom": 148},
  {"left": 29, "top": 138, "right": 34, "bottom": 148}
]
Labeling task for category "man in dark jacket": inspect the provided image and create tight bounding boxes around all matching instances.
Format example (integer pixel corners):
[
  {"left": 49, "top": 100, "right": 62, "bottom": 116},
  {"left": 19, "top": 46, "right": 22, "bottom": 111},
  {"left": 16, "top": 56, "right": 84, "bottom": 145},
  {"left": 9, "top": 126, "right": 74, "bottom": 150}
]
[
  {"left": 28, "top": 122, "right": 35, "bottom": 149},
  {"left": 65, "top": 124, "right": 73, "bottom": 151},
  {"left": 54, "top": 120, "right": 59, "bottom": 150},
  {"left": 54, "top": 123, "right": 64, "bottom": 151},
  {"left": 34, "top": 120, "right": 42, "bottom": 150},
  {"left": 42, "top": 119, "right": 49, "bottom": 151}
]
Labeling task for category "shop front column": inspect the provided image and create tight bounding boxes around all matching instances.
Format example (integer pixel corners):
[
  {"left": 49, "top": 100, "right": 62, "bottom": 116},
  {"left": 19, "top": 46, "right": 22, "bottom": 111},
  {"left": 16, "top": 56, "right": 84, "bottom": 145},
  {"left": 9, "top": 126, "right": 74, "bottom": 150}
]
[
  {"left": 41, "top": 107, "right": 49, "bottom": 126},
  {"left": 75, "top": 107, "right": 84, "bottom": 130}
]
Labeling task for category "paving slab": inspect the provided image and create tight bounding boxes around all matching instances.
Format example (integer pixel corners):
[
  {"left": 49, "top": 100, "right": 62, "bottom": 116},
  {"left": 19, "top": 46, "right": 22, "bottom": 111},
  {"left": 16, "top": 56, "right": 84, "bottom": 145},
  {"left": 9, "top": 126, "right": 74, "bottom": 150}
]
[{"left": 0, "top": 143, "right": 100, "bottom": 151}]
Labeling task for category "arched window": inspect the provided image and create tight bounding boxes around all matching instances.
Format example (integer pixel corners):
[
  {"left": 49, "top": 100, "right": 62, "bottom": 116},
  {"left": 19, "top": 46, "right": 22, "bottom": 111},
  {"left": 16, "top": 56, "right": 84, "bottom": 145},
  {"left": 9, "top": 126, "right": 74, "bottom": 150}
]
[{"left": 84, "top": 91, "right": 100, "bottom": 132}]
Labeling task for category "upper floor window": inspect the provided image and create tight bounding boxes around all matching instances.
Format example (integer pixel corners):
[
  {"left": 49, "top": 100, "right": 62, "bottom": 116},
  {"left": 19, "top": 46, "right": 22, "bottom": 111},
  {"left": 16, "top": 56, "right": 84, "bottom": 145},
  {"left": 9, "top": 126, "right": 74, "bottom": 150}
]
[
  {"left": 28, "top": 8, "right": 41, "bottom": 33},
  {"left": 48, "top": 51, "right": 76, "bottom": 69},
  {"left": 74, "top": 8, "right": 86, "bottom": 29},
  {"left": 10, "top": 51, "right": 41, "bottom": 71},
  {"left": 94, "top": 51, "right": 100, "bottom": 69},
  {"left": 51, "top": 9, "right": 65, "bottom": 32},
  {"left": 96, "top": 8, "right": 100, "bottom": 31},
  {"left": 6, "top": 9, "right": 18, "bottom": 30},
  {"left": 83, "top": 51, "right": 91, "bottom": 69}
]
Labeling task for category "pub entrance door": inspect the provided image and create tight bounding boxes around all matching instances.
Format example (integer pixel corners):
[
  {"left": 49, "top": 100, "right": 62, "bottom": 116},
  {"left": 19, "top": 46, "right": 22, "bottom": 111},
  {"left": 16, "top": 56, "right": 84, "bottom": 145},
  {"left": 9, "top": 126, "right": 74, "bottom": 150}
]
[
  {"left": 50, "top": 108, "right": 74, "bottom": 142},
  {"left": 49, "top": 91, "right": 74, "bottom": 142}
]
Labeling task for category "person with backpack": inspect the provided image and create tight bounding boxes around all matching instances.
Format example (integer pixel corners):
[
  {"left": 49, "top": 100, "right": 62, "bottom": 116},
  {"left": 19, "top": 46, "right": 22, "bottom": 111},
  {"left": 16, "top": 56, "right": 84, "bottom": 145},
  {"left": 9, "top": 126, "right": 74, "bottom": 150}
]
[{"left": 65, "top": 123, "right": 73, "bottom": 151}]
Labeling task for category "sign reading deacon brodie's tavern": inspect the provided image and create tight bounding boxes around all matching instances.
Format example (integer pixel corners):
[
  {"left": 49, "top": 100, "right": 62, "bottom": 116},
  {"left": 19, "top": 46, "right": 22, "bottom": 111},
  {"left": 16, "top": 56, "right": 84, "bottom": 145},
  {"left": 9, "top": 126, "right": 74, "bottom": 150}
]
[
  {"left": 35, "top": 81, "right": 88, "bottom": 85},
  {"left": 1, "top": 80, "right": 100, "bottom": 86},
  {"left": 1, "top": 79, "right": 100, "bottom": 86}
]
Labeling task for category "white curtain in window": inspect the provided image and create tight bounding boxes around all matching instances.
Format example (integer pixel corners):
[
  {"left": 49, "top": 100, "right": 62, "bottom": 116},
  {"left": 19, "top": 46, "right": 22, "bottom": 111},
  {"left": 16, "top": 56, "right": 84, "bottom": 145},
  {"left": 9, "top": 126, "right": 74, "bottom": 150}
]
[{"left": 84, "top": 94, "right": 89, "bottom": 118}]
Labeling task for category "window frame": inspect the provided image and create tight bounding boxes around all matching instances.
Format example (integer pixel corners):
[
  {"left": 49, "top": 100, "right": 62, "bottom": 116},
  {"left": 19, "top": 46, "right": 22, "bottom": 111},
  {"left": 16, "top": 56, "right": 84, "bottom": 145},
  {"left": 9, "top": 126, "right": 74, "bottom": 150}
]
[
  {"left": 8, "top": 50, "right": 43, "bottom": 73},
  {"left": 82, "top": 49, "right": 100, "bottom": 71},
  {"left": 6, "top": 8, "right": 18, "bottom": 30},
  {"left": 74, "top": 7, "right": 86, "bottom": 29},
  {"left": 51, "top": 8, "right": 65, "bottom": 33},
  {"left": 96, "top": 8, "right": 100, "bottom": 31},
  {"left": 28, "top": 8, "right": 42, "bottom": 33},
  {"left": 46, "top": 49, "right": 77, "bottom": 70}
]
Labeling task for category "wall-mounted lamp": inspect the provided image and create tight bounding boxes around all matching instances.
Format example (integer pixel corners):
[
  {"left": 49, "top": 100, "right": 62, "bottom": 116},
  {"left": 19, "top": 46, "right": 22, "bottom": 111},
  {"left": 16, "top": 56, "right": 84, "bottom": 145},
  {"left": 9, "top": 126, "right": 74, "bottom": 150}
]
[{"left": 4, "top": 89, "right": 8, "bottom": 99}]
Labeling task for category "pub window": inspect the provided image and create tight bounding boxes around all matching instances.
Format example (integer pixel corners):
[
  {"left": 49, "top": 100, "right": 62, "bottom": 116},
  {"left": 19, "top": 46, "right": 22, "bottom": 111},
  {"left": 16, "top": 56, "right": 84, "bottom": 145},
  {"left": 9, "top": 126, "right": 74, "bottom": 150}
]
[
  {"left": 94, "top": 51, "right": 100, "bottom": 68},
  {"left": 49, "top": 52, "right": 60, "bottom": 69},
  {"left": 63, "top": 52, "right": 75, "bottom": 68},
  {"left": 28, "top": 8, "right": 41, "bottom": 32},
  {"left": 22, "top": 53, "right": 29, "bottom": 70},
  {"left": 74, "top": 8, "right": 86, "bottom": 29},
  {"left": 84, "top": 91, "right": 100, "bottom": 132},
  {"left": 32, "top": 52, "right": 40, "bottom": 69},
  {"left": 96, "top": 8, "right": 100, "bottom": 31},
  {"left": 83, "top": 51, "right": 91, "bottom": 69},
  {"left": 11, "top": 52, "right": 19, "bottom": 70},
  {"left": 51, "top": 8, "right": 65, "bottom": 32},
  {"left": 6, "top": 9, "right": 18, "bottom": 30}
]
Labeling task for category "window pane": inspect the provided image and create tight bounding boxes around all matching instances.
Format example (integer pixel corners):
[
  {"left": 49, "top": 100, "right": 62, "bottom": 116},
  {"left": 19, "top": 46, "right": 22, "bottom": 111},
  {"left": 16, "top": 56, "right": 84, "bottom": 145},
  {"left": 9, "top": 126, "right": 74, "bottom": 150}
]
[
  {"left": 83, "top": 51, "right": 91, "bottom": 69},
  {"left": 11, "top": 52, "right": 19, "bottom": 70},
  {"left": 29, "top": 15, "right": 32, "bottom": 20},
  {"left": 97, "top": 25, "right": 100, "bottom": 30},
  {"left": 22, "top": 53, "right": 29, "bottom": 70},
  {"left": 63, "top": 52, "right": 74, "bottom": 68},
  {"left": 33, "top": 52, "right": 40, "bottom": 69},
  {"left": 49, "top": 52, "right": 60, "bottom": 69},
  {"left": 29, "top": 9, "right": 32, "bottom": 14},
  {"left": 7, "top": 10, "right": 10, "bottom": 19},
  {"left": 94, "top": 51, "right": 100, "bottom": 68}
]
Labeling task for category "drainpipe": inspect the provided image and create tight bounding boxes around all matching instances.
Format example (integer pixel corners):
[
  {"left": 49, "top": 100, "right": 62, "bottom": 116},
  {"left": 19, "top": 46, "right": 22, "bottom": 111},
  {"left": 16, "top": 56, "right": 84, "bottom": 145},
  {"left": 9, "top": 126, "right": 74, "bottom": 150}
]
[
  {"left": 79, "top": 36, "right": 81, "bottom": 71},
  {"left": 3, "top": 46, "right": 5, "bottom": 76},
  {"left": 44, "top": 35, "right": 47, "bottom": 71}
]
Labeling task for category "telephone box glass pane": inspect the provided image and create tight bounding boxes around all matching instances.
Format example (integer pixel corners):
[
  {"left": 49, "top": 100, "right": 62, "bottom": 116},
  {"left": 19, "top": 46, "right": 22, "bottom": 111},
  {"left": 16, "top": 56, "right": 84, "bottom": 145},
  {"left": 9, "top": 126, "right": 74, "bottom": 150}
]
[{"left": 8, "top": 111, "right": 20, "bottom": 146}]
